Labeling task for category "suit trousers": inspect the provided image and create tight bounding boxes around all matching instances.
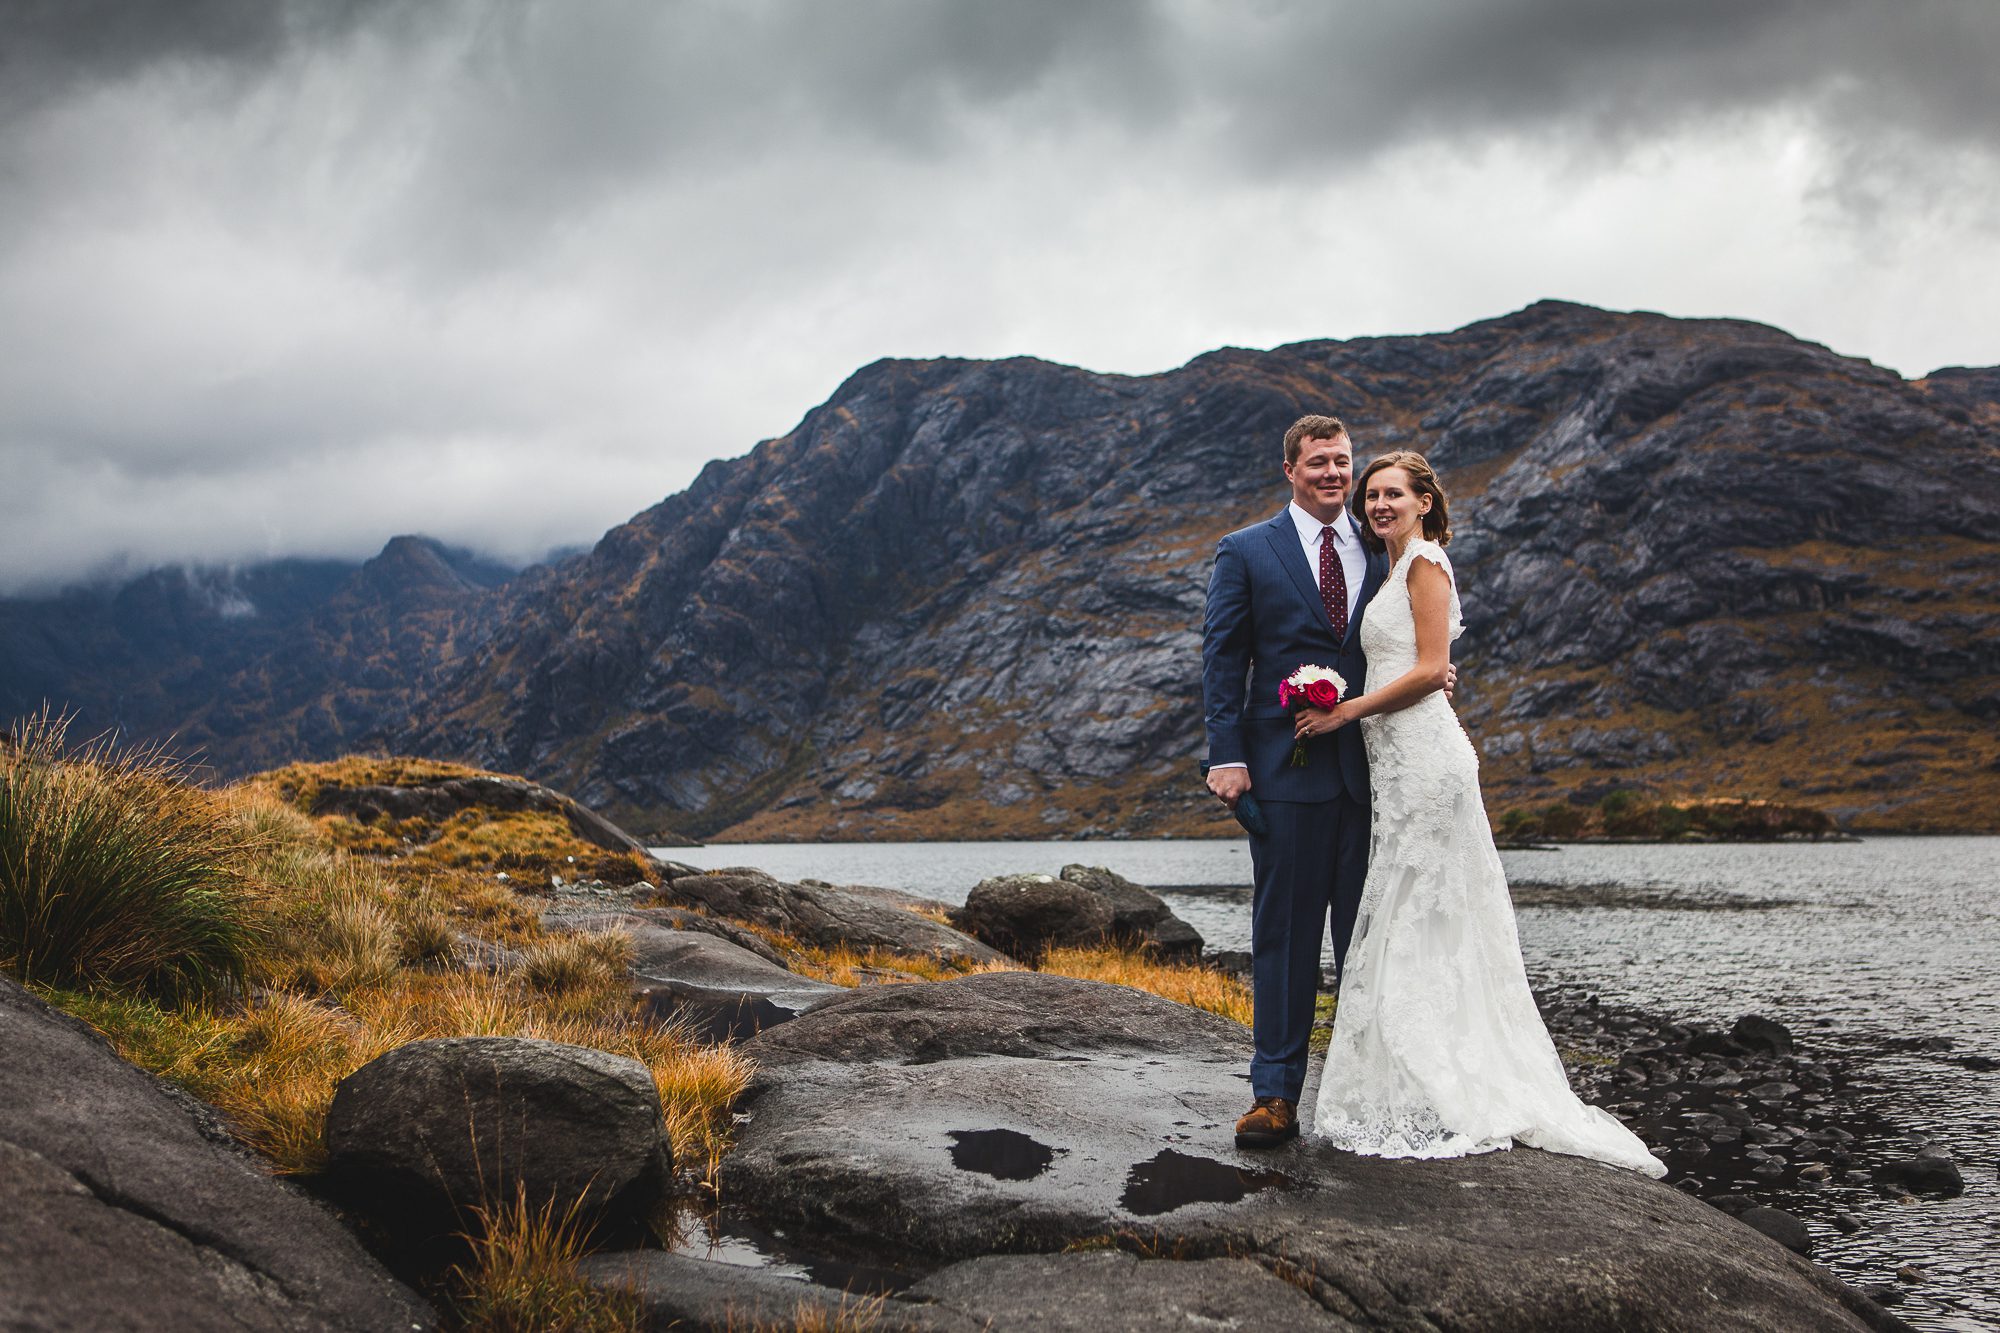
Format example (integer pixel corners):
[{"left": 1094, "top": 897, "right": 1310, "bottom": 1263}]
[{"left": 1248, "top": 792, "right": 1370, "bottom": 1102}]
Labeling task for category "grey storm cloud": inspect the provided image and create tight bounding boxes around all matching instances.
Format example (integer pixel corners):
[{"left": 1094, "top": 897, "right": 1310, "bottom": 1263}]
[{"left": 1, "top": 0, "right": 1997, "bottom": 593}]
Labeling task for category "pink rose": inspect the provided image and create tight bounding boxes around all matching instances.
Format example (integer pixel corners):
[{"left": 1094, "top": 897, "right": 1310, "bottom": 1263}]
[
  {"left": 1304, "top": 678, "right": 1339, "bottom": 708},
  {"left": 1277, "top": 681, "right": 1295, "bottom": 708}
]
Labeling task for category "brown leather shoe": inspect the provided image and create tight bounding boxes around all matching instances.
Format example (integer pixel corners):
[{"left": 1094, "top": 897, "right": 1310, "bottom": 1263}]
[{"left": 1234, "top": 1096, "right": 1298, "bottom": 1149}]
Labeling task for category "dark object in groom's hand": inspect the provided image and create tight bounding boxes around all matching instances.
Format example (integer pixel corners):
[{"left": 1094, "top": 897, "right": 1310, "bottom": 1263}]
[{"left": 1199, "top": 762, "right": 1268, "bottom": 838}]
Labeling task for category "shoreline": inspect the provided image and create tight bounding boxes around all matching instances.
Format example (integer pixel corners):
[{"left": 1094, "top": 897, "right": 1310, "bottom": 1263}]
[
  {"left": 1530, "top": 979, "right": 1969, "bottom": 1319},
  {"left": 675, "top": 829, "right": 2000, "bottom": 849}
]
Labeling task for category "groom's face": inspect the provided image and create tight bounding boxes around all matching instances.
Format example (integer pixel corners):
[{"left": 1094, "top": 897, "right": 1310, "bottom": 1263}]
[{"left": 1285, "top": 433, "right": 1354, "bottom": 522}]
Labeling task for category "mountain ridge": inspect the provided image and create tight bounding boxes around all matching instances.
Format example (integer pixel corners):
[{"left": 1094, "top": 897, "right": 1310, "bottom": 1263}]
[{"left": 5, "top": 301, "right": 1997, "bottom": 837}]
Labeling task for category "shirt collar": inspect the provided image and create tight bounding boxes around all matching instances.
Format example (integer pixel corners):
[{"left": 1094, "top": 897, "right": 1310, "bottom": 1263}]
[{"left": 1288, "top": 501, "right": 1354, "bottom": 547}]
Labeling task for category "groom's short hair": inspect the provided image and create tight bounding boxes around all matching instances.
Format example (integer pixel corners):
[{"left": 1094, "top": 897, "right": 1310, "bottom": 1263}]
[{"left": 1283, "top": 414, "right": 1348, "bottom": 466}]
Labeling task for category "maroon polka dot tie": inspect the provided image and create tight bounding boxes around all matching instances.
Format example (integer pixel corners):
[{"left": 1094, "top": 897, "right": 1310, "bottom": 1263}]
[{"left": 1320, "top": 525, "right": 1348, "bottom": 641}]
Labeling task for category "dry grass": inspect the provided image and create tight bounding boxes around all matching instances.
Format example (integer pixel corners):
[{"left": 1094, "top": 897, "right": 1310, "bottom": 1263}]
[
  {"left": 33, "top": 761, "right": 749, "bottom": 1184},
  {"left": 1037, "top": 945, "right": 1253, "bottom": 1027},
  {"left": 241, "top": 754, "right": 504, "bottom": 813},
  {"left": 450, "top": 1183, "right": 642, "bottom": 1333},
  {"left": 1, "top": 711, "right": 259, "bottom": 998},
  {"left": 242, "top": 756, "right": 653, "bottom": 884},
  {"left": 519, "top": 929, "right": 633, "bottom": 997},
  {"left": 730, "top": 1293, "right": 889, "bottom": 1333},
  {"left": 786, "top": 941, "right": 999, "bottom": 988}
]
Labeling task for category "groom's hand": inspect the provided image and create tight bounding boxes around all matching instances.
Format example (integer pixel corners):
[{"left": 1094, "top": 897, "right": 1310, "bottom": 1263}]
[
  {"left": 1206, "top": 766, "right": 1251, "bottom": 809},
  {"left": 1444, "top": 661, "right": 1459, "bottom": 701}
]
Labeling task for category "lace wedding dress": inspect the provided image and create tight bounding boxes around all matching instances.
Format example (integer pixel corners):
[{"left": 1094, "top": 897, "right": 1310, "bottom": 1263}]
[{"left": 1311, "top": 539, "right": 1665, "bottom": 1177}]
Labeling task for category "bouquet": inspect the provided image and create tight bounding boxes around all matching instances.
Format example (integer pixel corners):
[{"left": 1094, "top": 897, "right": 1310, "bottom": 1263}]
[{"left": 1279, "top": 664, "right": 1347, "bottom": 767}]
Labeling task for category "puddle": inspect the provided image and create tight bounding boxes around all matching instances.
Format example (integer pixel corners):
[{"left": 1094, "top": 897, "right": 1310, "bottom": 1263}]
[
  {"left": 1118, "top": 1148, "right": 1291, "bottom": 1216},
  {"left": 946, "top": 1129, "right": 1062, "bottom": 1181},
  {"left": 663, "top": 1210, "right": 922, "bottom": 1295}
]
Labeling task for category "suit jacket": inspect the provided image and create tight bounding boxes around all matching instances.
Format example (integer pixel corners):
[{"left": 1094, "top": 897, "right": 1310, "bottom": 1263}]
[{"left": 1201, "top": 508, "right": 1387, "bottom": 805}]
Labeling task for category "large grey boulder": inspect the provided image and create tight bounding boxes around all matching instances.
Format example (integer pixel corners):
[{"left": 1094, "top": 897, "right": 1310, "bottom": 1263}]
[
  {"left": 0, "top": 977, "right": 434, "bottom": 1332},
  {"left": 324, "top": 1036, "right": 669, "bottom": 1236},
  {"left": 666, "top": 869, "right": 1006, "bottom": 965},
  {"left": 552, "top": 910, "right": 840, "bottom": 1041},
  {"left": 948, "top": 873, "right": 1115, "bottom": 962},
  {"left": 1058, "top": 863, "right": 1205, "bottom": 959},
  {"left": 721, "top": 972, "right": 1906, "bottom": 1333}
]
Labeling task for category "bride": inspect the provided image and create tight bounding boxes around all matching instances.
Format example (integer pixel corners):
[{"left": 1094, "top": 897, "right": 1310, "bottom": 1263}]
[{"left": 1289, "top": 451, "right": 1664, "bottom": 1177}]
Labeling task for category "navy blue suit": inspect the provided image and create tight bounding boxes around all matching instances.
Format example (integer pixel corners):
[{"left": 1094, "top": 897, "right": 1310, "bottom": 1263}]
[{"left": 1202, "top": 508, "right": 1387, "bottom": 1102}]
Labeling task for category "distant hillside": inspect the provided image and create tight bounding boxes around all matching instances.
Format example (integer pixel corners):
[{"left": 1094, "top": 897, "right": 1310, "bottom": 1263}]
[
  {"left": 0, "top": 541, "right": 513, "bottom": 767},
  {"left": 6, "top": 302, "right": 1998, "bottom": 837}
]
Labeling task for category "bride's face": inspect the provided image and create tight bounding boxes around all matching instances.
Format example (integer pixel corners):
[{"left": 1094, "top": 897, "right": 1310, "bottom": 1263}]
[{"left": 1364, "top": 466, "right": 1431, "bottom": 546}]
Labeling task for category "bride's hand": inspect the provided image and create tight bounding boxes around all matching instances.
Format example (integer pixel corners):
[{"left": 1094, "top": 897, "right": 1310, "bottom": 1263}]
[{"left": 1293, "top": 704, "right": 1350, "bottom": 739}]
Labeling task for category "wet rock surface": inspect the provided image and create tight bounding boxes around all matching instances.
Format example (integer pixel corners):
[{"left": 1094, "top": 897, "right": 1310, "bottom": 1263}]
[
  {"left": 906, "top": 1251, "right": 1353, "bottom": 1331},
  {"left": 324, "top": 1035, "right": 670, "bottom": 1238},
  {"left": 715, "top": 971, "right": 1902, "bottom": 1331},
  {"left": 0, "top": 977, "right": 435, "bottom": 1332},
  {"left": 580, "top": 1250, "right": 982, "bottom": 1332},
  {"left": 547, "top": 910, "right": 841, "bottom": 1041},
  {"left": 1875, "top": 1149, "right": 1965, "bottom": 1198},
  {"left": 664, "top": 867, "right": 1004, "bottom": 964}
]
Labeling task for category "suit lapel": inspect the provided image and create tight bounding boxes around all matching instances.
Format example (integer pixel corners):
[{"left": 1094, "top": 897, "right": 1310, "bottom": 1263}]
[{"left": 1259, "top": 510, "right": 1337, "bottom": 636}]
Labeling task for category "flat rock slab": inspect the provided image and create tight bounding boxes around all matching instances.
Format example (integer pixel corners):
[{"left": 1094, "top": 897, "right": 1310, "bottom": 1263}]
[
  {"left": 581, "top": 1248, "right": 1346, "bottom": 1332},
  {"left": 722, "top": 972, "right": 1905, "bottom": 1333},
  {"left": 907, "top": 1251, "right": 1354, "bottom": 1331},
  {"left": 0, "top": 977, "right": 433, "bottom": 1332},
  {"left": 557, "top": 910, "right": 840, "bottom": 1041},
  {"left": 579, "top": 1250, "right": 981, "bottom": 1332}
]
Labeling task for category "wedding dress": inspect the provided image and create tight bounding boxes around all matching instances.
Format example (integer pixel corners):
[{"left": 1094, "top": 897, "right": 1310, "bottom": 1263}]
[{"left": 1311, "top": 538, "right": 1665, "bottom": 1177}]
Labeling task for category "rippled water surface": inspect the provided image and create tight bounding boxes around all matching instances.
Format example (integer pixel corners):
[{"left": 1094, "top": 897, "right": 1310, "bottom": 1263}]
[{"left": 669, "top": 836, "right": 2000, "bottom": 1329}]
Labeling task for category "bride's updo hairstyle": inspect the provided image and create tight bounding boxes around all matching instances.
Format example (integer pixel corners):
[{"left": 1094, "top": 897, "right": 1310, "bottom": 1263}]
[{"left": 1352, "top": 450, "right": 1451, "bottom": 554}]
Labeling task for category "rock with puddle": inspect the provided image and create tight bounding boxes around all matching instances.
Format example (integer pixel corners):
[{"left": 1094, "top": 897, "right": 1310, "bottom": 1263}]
[{"left": 705, "top": 971, "right": 1907, "bottom": 1332}]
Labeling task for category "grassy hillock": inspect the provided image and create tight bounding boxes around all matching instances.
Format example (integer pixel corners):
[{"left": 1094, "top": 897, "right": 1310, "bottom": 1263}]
[
  {"left": 1495, "top": 790, "right": 1841, "bottom": 843},
  {"left": 2, "top": 722, "right": 1250, "bottom": 1328}
]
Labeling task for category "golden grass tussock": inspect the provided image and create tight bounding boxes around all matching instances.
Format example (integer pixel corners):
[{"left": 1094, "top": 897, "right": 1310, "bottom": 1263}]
[
  {"left": 1, "top": 711, "right": 260, "bottom": 999},
  {"left": 519, "top": 929, "right": 633, "bottom": 997},
  {"left": 1037, "top": 945, "right": 1253, "bottom": 1028},
  {"left": 15, "top": 742, "right": 751, "bottom": 1189},
  {"left": 450, "top": 1183, "right": 642, "bottom": 1333}
]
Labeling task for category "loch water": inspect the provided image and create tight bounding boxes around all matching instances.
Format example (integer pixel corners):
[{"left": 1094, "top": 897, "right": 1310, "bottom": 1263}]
[{"left": 667, "top": 836, "right": 2000, "bottom": 1330}]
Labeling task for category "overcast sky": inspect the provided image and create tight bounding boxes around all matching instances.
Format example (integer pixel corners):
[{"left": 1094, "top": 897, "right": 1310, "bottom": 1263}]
[{"left": 3, "top": 0, "right": 1997, "bottom": 593}]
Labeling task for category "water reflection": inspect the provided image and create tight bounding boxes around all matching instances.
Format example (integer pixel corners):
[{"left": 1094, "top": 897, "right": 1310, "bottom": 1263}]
[
  {"left": 948, "top": 1128, "right": 1061, "bottom": 1181},
  {"left": 1119, "top": 1148, "right": 1291, "bottom": 1216}
]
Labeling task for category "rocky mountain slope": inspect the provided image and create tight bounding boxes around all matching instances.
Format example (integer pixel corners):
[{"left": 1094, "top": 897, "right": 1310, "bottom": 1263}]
[{"left": 7, "top": 302, "right": 1997, "bottom": 838}]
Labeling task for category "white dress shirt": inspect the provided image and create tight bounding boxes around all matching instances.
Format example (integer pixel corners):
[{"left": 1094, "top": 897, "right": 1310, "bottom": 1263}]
[
  {"left": 1212, "top": 503, "right": 1366, "bottom": 774},
  {"left": 1288, "top": 500, "right": 1365, "bottom": 626}
]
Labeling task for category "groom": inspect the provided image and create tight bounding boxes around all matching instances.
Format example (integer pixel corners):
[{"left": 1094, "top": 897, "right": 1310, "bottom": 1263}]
[{"left": 1202, "top": 414, "right": 1387, "bottom": 1148}]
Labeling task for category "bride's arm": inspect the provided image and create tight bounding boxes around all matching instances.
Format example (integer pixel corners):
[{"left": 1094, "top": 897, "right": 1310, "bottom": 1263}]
[{"left": 1294, "top": 558, "right": 1453, "bottom": 736}]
